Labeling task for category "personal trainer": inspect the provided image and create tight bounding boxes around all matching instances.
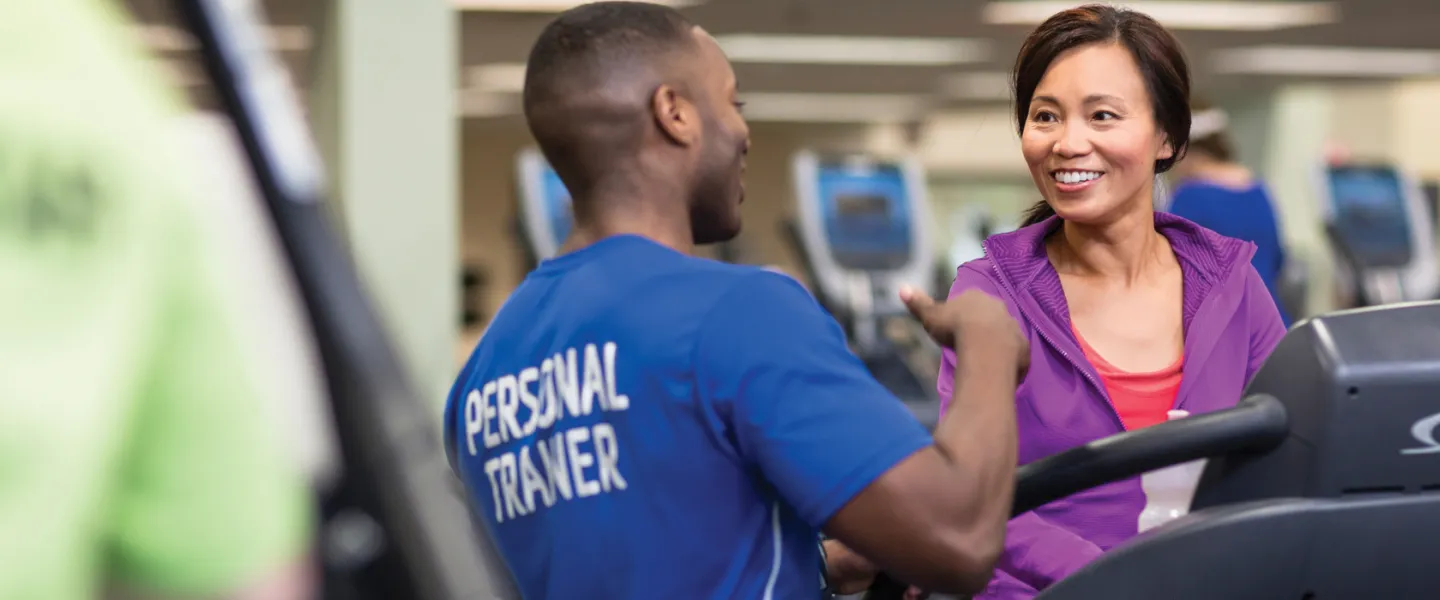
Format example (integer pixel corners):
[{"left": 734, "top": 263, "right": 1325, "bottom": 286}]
[{"left": 445, "top": 3, "right": 1026, "bottom": 598}]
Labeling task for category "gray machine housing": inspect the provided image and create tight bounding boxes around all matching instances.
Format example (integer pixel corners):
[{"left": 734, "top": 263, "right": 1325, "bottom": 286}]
[{"left": 1038, "top": 302, "right": 1440, "bottom": 599}]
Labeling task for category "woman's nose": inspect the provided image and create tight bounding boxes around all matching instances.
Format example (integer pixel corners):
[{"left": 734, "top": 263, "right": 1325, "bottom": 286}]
[{"left": 1052, "top": 123, "right": 1092, "bottom": 157}]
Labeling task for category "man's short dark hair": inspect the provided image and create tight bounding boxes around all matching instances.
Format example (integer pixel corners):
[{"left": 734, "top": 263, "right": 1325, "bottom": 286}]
[{"left": 522, "top": 2, "right": 699, "bottom": 196}]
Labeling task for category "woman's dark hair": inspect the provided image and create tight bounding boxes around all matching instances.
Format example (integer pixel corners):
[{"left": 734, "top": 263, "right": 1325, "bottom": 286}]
[{"left": 1014, "top": 4, "right": 1192, "bottom": 227}]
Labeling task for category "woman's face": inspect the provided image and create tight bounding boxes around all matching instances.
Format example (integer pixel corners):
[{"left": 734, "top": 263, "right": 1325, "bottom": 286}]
[{"left": 1020, "top": 42, "right": 1173, "bottom": 226}]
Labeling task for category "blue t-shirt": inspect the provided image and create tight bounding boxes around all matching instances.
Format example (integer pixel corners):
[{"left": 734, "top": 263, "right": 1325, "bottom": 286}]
[
  {"left": 1166, "top": 180, "right": 1290, "bottom": 325},
  {"left": 445, "top": 235, "right": 932, "bottom": 600}
]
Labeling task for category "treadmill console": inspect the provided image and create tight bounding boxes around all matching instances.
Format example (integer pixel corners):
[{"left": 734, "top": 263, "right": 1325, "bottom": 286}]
[
  {"left": 1194, "top": 301, "right": 1440, "bottom": 509},
  {"left": 791, "top": 150, "right": 934, "bottom": 316},
  {"left": 812, "top": 158, "right": 915, "bottom": 271},
  {"left": 1033, "top": 302, "right": 1440, "bottom": 600},
  {"left": 517, "top": 148, "right": 574, "bottom": 262},
  {"left": 1323, "top": 165, "right": 1415, "bottom": 269}
]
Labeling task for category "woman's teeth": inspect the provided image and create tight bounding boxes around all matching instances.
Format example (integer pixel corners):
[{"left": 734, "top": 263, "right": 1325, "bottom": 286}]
[{"left": 1054, "top": 170, "right": 1102, "bottom": 184}]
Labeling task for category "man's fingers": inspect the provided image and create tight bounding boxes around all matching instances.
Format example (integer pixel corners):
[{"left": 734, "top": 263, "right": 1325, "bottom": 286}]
[{"left": 898, "top": 286, "right": 936, "bottom": 321}]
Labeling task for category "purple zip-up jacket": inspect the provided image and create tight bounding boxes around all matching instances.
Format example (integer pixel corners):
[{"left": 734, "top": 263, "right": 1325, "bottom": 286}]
[{"left": 937, "top": 213, "right": 1287, "bottom": 598}]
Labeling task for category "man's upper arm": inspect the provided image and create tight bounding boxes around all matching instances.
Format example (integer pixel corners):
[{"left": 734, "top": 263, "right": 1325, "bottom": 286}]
[{"left": 693, "top": 272, "right": 932, "bottom": 528}]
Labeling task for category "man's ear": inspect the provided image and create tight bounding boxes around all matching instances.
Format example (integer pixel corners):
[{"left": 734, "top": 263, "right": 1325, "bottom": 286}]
[{"left": 652, "top": 84, "right": 699, "bottom": 146}]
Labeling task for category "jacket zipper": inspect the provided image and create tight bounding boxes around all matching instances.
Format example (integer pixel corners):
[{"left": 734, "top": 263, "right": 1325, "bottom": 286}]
[{"left": 982, "top": 244, "right": 1126, "bottom": 432}]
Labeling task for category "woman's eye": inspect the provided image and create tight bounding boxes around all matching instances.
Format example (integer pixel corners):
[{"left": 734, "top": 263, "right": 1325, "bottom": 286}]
[
  {"left": 1093, "top": 110, "right": 1118, "bottom": 121},
  {"left": 1033, "top": 111, "right": 1057, "bottom": 123}
]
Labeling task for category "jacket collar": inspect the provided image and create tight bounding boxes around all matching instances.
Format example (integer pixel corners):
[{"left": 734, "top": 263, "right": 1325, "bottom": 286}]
[
  {"left": 983, "top": 213, "right": 1253, "bottom": 299},
  {"left": 980, "top": 212, "right": 1258, "bottom": 415}
]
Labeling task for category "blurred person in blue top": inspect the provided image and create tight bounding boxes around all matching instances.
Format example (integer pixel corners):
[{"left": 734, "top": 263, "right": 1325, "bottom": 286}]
[
  {"left": 443, "top": 2, "right": 1033, "bottom": 599},
  {"left": 1166, "top": 100, "right": 1291, "bottom": 325}
]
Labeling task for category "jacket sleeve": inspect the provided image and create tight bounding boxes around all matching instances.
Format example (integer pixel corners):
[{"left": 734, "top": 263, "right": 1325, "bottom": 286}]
[
  {"left": 1244, "top": 265, "right": 1288, "bottom": 384},
  {"left": 977, "top": 566, "right": 1040, "bottom": 600},
  {"left": 935, "top": 263, "right": 1026, "bottom": 412},
  {"left": 937, "top": 264, "right": 1105, "bottom": 591}
]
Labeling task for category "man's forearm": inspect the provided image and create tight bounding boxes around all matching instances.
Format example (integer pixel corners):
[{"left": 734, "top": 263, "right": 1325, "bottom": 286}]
[{"left": 932, "top": 347, "right": 1021, "bottom": 548}]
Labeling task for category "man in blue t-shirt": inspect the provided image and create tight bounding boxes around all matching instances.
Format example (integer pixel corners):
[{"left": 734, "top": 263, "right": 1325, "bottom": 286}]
[{"left": 444, "top": 3, "right": 1028, "bottom": 598}]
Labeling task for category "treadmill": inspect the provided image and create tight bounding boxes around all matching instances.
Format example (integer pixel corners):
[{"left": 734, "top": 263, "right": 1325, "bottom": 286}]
[
  {"left": 1318, "top": 163, "right": 1440, "bottom": 307},
  {"left": 789, "top": 151, "right": 942, "bottom": 429},
  {"left": 870, "top": 302, "right": 1440, "bottom": 599}
]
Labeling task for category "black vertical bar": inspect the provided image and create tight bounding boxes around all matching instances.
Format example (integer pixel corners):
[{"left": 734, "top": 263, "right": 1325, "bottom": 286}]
[{"left": 169, "top": 1, "right": 511, "bottom": 599}]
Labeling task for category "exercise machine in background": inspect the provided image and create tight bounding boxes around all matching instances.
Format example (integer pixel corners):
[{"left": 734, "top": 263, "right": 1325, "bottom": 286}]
[
  {"left": 1319, "top": 162, "right": 1440, "bottom": 308},
  {"left": 787, "top": 150, "right": 942, "bottom": 429},
  {"left": 175, "top": 1, "right": 515, "bottom": 598},
  {"left": 515, "top": 147, "right": 575, "bottom": 268}
]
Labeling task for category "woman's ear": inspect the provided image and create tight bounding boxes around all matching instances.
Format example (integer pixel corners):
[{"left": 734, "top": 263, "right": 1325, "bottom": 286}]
[{"left": 1157, "top": 137, "right": 1175, "bottom": 161}]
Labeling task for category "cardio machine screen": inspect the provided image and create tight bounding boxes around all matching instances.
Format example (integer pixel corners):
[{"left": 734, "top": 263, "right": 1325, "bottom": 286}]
[
  {"left": 816, "top": 161, "right": 913, "bottom": 271},
  {"left": 1326, "top": 166, "right": 1413, "bottom": 269}
]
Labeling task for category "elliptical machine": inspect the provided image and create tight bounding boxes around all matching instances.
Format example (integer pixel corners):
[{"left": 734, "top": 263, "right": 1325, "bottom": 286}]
[
  {"left": 870, "top": 302, "right": 1440, "bottom": 599},
  {"left": 1319, "top": 162, "right": 1440, "bottom": 307},
  {"left": 787, "top": 150, "right": 943, "bottom": 428}
]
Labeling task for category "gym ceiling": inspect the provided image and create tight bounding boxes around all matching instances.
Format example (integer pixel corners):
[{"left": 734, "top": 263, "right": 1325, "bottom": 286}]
[{"left": 126, "top": 0, "right": 1440, "bottom": 122}]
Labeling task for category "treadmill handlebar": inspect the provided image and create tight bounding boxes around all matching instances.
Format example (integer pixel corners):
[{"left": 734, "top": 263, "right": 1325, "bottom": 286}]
[
  {"left": 1011, "top": 393, "right": 1289, "bottom": 516},
  {"left": 863, "top": 393, "right": 1289, "bottom": 600}
]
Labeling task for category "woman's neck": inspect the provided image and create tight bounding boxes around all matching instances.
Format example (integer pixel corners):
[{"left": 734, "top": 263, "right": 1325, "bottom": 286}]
[{"left": 1052, "top": 206, "right": 1171, "bottom": 286}]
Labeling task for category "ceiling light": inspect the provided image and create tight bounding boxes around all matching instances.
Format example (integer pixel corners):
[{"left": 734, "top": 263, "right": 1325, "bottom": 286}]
[
  {"left": 715, "top": 34, "right": 990, "bottom": 66},
  {"left": 1213, "top": 46, "right": 1440, "bottom": 77},
  {"left": 739, "top": 93, "right": 934, "bottom": 123},
  {"left": 467, "top": 63, "right": 528, "bottom": 93},
  {"left": 136, "top": 24, "right": 311, "bottom": 52},
  {"left": 982, "top": 1, "right": 1338, "bottom": 31},
  {"left": 454, "top": 0, "right": 703, "bottom": 11},
  {"left": 937, "top": 71, "right": 1012, "bottom": 100},
  {"left": 458, "top": 90, "right": 521, "bottom": 118}
]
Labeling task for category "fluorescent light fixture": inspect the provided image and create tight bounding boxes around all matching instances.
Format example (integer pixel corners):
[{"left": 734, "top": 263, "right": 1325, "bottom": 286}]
[
  {"left": 937, "top": 71, "right": 1012, "bottom": 100},
  {"left": 467, "top": 63, "right": 528, "bottom": 93},
  {"left": 137, "top": 24, "right": 311, "bottom": 52},
  {"left": 454, "top": 0, "right": 702, "bottom": 11},
  {"left": 715, "top": 34, "right": 990, "bottom": 66},
  {"left": 1213, "top": 46, "right": 1440, "bottom": 77},
  {"left": 739, "top": 92, "right": 933, "bottom": 123},
  {"left": 453, "top": 89, "right": 936, "bottom": 122},
  {"left": 458, "top": 90, "right": 522, "bottom": 117},
  {"left": 982, "top": 1, "right": 1338, "bottom": 31}
]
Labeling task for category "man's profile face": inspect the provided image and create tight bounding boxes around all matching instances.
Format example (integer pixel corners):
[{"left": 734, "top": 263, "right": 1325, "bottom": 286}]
[{"left": 687, "top": 27, "right": 750, "bottom": 245}]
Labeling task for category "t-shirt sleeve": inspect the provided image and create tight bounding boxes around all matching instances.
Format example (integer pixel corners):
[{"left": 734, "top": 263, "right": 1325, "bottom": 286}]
[
  {"left": 106, "top": 185, "right": 311, "bottom": 596},
  {"left": 694, "top": 272, "right": 933, "bottom": 528}
]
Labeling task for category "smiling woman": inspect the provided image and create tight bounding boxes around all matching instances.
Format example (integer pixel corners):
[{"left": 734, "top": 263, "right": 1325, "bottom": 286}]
[{"left": 931, "top": 4, "right": 1288, "bottom": 599}]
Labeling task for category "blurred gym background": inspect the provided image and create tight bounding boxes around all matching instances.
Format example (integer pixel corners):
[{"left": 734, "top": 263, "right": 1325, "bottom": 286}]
[{"left": 120, "top": 0, "right": 1440, "bottom": 590}]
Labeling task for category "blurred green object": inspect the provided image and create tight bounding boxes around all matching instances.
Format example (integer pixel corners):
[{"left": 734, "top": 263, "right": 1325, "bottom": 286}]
[{"left": 0, "top": 1, "right": 310, "bottom": 598}]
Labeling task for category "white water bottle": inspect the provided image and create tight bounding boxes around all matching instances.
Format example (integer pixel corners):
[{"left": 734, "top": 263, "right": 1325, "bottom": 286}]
[{"left": 1137, "top": 410, "right": 1208, "bottom": 533}]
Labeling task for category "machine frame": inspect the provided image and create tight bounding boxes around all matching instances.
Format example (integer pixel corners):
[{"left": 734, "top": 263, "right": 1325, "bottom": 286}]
[{"left": 1314, "top": 162, "right": 1440, "bottom": 305}]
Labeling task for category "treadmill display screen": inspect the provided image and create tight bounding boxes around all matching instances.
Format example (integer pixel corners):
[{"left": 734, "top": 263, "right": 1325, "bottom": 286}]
[
  {"left": 835, "top": 194, "right": 891, "bottom": 217},
  {"left": 1327, "top": 166, "right": 1413, "bottom": 269},
  {"left": 816, "top": 161, "right": 913, "bottom": 271}
]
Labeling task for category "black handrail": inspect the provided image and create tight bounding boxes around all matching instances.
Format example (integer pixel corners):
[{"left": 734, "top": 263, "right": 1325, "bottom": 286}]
[{"left": 864, "top": 394, "right": 1289, "bottom": 599}]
